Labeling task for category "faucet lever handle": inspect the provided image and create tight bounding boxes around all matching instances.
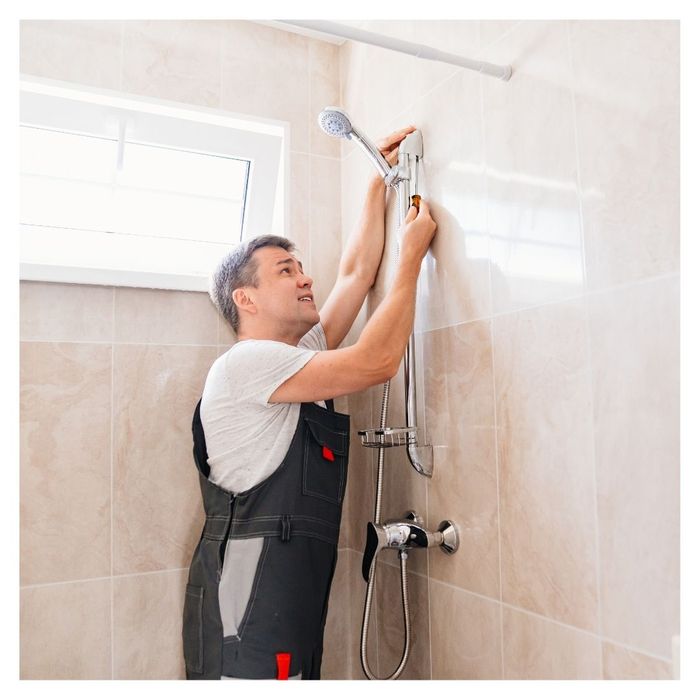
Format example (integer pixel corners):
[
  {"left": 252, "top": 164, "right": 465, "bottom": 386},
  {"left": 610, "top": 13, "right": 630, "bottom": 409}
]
[{"left": 362, "top": 522, "right": 380, "bottom": 582}]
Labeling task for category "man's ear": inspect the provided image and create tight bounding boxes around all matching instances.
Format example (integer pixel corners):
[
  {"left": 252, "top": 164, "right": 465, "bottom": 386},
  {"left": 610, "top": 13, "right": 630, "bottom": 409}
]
[{"left": 232, "top": 288, "right": 257, "bottom": 316}]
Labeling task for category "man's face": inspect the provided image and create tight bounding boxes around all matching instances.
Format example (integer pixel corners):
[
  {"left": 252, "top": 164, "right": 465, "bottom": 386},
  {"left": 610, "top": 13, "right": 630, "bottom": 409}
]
[{"left": 245, "top": 246, "right": 319, "bottom": 335}]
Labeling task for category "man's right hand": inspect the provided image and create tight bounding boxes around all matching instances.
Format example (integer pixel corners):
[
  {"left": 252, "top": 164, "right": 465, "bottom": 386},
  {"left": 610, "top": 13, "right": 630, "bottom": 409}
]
[
  {"left": 268, "top": 198, "right": 439, "bottom": 405},
  {"left": 400, "top": 199, "right": 438, "bottom": 263}
]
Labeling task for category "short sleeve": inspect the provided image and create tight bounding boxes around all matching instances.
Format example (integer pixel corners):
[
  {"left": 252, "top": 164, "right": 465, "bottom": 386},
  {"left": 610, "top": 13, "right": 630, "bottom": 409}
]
[
  {"left": 298, "top": 322, "right": 327, "bottom": 351},
  {"left": 225, "top": 339, "right": 319, "bottom": 407}
]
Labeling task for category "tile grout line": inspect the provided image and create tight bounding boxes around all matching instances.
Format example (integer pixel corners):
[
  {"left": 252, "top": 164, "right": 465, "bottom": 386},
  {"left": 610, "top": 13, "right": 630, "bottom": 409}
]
[
  {"left": 291, "top": 149, "right": 340, "bottom": 161},
  {"left": 21, "top": 566, "right": 192, "bottom": 589},
  {"left": 565, "top": 18, "right": 605, "bottom": 679}
]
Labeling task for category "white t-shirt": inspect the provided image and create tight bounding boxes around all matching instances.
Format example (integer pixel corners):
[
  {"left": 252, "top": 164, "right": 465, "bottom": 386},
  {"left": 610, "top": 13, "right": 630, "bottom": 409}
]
[{"left": 200, "top": 322, "right": 327, "bottom": 494}]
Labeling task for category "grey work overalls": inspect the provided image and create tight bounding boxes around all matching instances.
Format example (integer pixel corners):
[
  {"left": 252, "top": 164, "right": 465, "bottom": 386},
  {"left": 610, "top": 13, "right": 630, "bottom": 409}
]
[{"left": 182, "top": 396, "right": 349, "bottom": 680}]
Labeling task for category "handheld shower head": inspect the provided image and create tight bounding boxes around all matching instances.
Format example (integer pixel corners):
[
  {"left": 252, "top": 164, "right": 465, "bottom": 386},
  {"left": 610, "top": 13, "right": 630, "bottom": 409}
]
[
  {"left": 318, "top": 107, "right": 353, "bottom": 140},
  {"left": 317, "top": 105, "right": 393, "bottom": 182}
]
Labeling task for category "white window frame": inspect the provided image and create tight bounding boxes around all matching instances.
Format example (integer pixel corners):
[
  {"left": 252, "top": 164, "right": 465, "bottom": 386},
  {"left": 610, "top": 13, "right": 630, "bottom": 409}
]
[{"left": 19, "top": 75, "right": 289, "bottom": 292}]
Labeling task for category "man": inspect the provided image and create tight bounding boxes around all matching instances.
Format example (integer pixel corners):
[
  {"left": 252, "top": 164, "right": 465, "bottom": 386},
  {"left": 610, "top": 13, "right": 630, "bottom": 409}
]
[{"left": 182, "top": 126, "right": 437, "bottom": 680}]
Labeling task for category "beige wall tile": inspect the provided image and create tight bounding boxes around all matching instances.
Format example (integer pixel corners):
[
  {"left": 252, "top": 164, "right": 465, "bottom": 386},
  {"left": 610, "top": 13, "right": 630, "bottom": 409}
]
[
  {"left": 428, "top": 433, "right": 499, "bottom": 599},
  {"left": 307, "top": 154, "right": 342, "bottom": 309},
  {"left": 339, "top": 42, "right": 371, "bottom": 163},
  {"left": 573, "top": 20, "right": 679, "bottom": 66},
  {"left": 503, "top": 606, "right": 601, "bottom": 679},
  {"left": 419, "top": 20, "right": 480, "bottom": 58},
  {"left": 341, "top": 36, "right": 415, "bottom": 140},
  {"left": 217, "top": 316, "right": 237, "bottom": 347},
  {"left": 589, "top": 277, "right": 679, "bottom": 657},
  {"left": 602, "top": 641, "right": 673, "bottom": 680},
  {"left": 384, "top": 19, "right": 472, "bottom": 89},
  {"left": 122, "top": 20, "right": 221, "bottom": 108},
  {"left": 114, "top": 287, "right": 218, "bottom": 345},
  {"left": 422, "top": 321, "right": 499, "bottom": 596},
  {"left": 309, "top": 40, "right": 341, "bottom": 159},
  {"left": 20, "top": 20, "right": 122, "bottom": 89},
  {"left": 375, "top": 561, "right": 430, "bottom": 679},
  {"left": 423, "top": 321, "right": 495, "bottom": 435},
  {"left": 20, "top": 281, "right": 113, "bottom": 342},
  {"left": 21, "top": 579, "right": 111, "bottom": 679},
  {"left": 321, "top": 548, "right": 351, "bottom": 679},
  {"left": 113, "top": 569, "right": 189, "bottom": 679},
  {"left": 113, "top": 345, "right": 214, "bottom": 574},
  {"left": 20, "top": 342, "right": 111, "bottom": 585},
  {"left": 289, "top": 151, "right": 310, "bottom": 259},
  {"left": 494, "top": 299, "right": 598, "bottom": 631},
  {"left": 570, "top": 22, "right": 679, "bottom": 290},
  {"left": 479, "top": 21, "right": 523, "bottom": 50},
  {"left": 340, "top": 151, "right": 377, "bottom": 252},
  {"left": 430, "top": 579, "right": 502, "bottom": 679},
  {"left": 221, "top": 21, "right": 309, "bottom": 153},
  {"left": 348, "top": 549, "right": 379, "bottom": 680},
  {"left": 482, "top": 21, "right": 585, "bottom": 315},
  {"left": 402, "top": 69, "right": 490, "bottom": 331}
]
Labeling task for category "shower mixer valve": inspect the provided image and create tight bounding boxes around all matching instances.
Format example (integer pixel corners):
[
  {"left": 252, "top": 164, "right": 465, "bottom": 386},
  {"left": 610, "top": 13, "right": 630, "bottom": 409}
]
[{"left": 361, "top": 511, "right": 459, "bottom": 582}]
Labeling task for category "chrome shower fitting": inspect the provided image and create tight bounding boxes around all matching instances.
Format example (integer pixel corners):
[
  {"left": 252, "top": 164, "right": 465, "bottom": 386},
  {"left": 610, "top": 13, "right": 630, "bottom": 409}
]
[
  {"left": 362, "top": 512, "right": 459, "bottom": 582},
  {"left": 319, "top": 105, "right": 431, "bottom": 478},
  {"left": 318, "top": 107, "right": 405, "bottom": 187},
  {"left": 319, "top": 107, "right": 457, "bottom": 681}
]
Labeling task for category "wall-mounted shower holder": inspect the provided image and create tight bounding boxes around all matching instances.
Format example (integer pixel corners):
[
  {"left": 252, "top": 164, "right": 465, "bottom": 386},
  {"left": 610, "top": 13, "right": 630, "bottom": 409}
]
[{"left": 358, "top": 128, "right": 433, "bottom": 478}]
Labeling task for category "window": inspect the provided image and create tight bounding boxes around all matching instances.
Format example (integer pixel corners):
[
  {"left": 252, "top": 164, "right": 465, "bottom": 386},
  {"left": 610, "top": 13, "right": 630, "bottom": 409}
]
[{"left": 19, "top": 76, "right": 288, "bottom": 291}]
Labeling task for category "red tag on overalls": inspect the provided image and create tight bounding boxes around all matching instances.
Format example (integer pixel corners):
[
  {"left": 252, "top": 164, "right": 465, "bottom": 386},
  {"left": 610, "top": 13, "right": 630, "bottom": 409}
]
[
  {"left": 322, "top": 445, "right": 335, "bottom": 461},
  {"left": 276, "top": 652, "right": 291, "bottom": 680}
]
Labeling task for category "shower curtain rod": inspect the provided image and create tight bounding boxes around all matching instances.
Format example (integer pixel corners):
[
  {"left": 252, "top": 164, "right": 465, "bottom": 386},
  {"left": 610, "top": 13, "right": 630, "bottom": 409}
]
[{"left": 277, "top": 20, "right": 512, "bottom": 81}]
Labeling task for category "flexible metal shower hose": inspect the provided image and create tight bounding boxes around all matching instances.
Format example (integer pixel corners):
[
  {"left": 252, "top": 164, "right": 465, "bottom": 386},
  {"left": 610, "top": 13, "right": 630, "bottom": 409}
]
[{"left": 359, "top": 188, "right": 412, "bottom": 681}]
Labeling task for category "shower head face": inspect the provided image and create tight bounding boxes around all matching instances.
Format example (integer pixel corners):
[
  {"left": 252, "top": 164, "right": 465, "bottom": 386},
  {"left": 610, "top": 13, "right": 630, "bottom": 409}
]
[
  {"left": 318, "top": 106, "right": 392, "bottom": 181},
  {"left": 318, "top": 107, "right": 353, "bottom": 139}
]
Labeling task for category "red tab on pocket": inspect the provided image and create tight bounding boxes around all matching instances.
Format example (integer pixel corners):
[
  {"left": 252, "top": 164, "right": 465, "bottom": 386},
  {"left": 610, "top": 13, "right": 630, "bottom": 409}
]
[
  {"left": 276, "top": 652, "right": 290, "bottom": 680},
  {"left": 322, "top": 445, "right": 335, "bottom": 462}
]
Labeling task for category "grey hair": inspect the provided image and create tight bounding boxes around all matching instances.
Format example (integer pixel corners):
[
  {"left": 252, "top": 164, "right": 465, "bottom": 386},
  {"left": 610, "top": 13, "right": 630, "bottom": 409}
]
[{"left": 209, "top": 234, "right": 297, "bottom": 335}]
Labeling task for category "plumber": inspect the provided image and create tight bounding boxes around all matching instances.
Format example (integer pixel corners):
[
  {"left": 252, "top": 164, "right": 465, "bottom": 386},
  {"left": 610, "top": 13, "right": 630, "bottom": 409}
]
[{"left": 182, "top": 125, "right": 437, "bottom": 680}]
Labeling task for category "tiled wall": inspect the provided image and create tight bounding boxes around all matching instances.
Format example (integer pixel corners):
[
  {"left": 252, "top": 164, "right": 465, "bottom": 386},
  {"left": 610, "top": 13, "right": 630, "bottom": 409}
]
[
  {"left": 19, "top": 19, "right": 680, "bottom": 681},
  {"left": 19, "top": 20, "right": 348, "bottom": 679},
  {"left": 338, "top": 20, "right": 678, "bottom": 679}
]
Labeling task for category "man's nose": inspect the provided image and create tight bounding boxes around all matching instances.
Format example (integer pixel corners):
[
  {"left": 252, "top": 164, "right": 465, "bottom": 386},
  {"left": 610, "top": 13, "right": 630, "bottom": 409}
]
[{"left": 298, "top": 272, "right": 313, "bottom": 288}]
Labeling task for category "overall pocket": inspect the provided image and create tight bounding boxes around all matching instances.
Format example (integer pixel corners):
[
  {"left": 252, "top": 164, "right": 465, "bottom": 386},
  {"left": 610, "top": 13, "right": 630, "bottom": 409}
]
[
  {"left": 302, "top": 417, "right": 348, "bottom": 505},
  {"left": 182, "top": 583, "right": 204, "bottom": 674}
]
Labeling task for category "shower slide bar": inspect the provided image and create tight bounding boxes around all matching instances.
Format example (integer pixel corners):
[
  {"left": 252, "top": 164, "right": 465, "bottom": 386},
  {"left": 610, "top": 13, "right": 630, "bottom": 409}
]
[
  {"left": 277, "top": 20, "right": 513, "bottom": 81},
  {"left": 318, "top": 107, "right": 460, "bottom": 680}
]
